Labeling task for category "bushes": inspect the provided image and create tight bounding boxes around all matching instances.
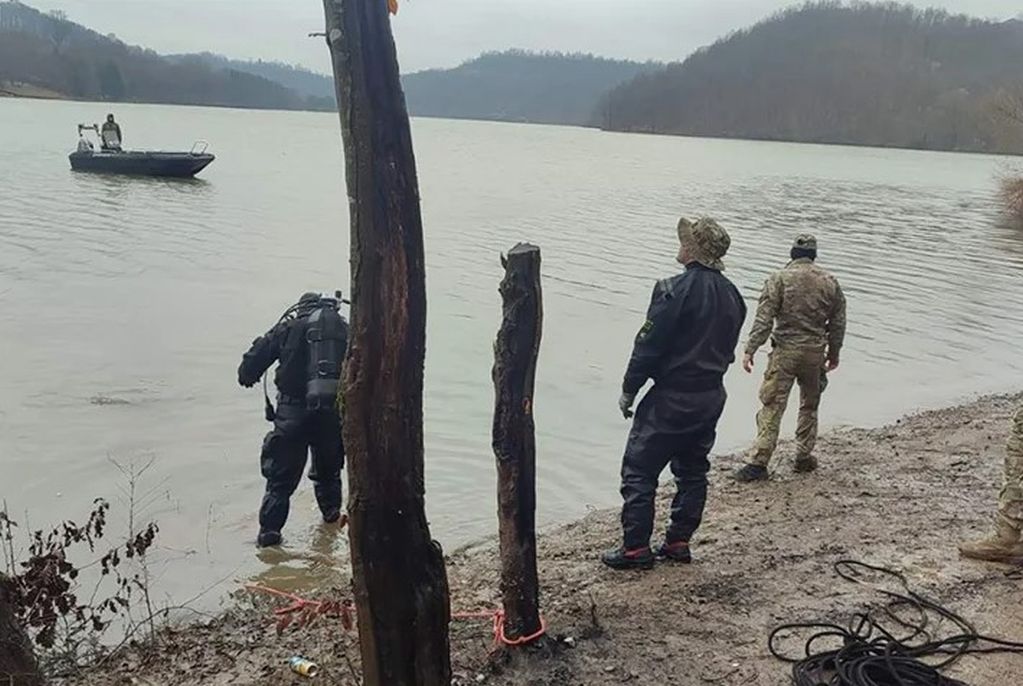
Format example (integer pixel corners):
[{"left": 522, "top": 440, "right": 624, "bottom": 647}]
[{"left": 1001, "top": 175, "right": 1023, "bottom": 224}]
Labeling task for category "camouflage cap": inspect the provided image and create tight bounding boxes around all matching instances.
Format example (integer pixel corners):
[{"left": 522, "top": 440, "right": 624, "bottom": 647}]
[
  {"left": 793, "top": 234, "right": 817, "bottom": 251},
  {"left": 677, "top": 217, "right": 731, "bottom": 271}
]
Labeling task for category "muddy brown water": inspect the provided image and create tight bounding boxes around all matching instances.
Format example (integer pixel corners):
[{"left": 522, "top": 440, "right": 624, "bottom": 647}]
[{"left": 2, "top": 99, "right": 1022, "bottom": 606}]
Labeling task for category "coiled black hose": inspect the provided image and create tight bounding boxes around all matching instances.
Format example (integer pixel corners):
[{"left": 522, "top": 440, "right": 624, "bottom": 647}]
[{"left": 768, "top": 560, "right": 1023, "bottom": 685}]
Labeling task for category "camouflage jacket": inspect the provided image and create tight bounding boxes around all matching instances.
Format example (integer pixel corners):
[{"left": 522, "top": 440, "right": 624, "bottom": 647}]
[{"left": 744, "top": 258, "right": 846, "bottom": 357}]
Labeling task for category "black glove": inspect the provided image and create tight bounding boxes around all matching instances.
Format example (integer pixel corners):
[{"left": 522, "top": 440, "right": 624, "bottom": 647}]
[{"left": 618, "top": 392, "right": 636, "bottom": 419}]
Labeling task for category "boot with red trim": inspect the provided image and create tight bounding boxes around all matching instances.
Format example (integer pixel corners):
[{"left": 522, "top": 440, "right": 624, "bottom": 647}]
[
  {"left": 601, "top": 545, "right": 655, "bottom": 570},
  {"left": 657, "top": 540, "right": 692, "bottom": 564}
]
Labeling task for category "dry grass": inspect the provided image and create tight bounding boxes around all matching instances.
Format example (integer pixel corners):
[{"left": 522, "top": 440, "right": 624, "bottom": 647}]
[{"left": 1001, "top": 175, "right": 1023, "bottom": 223}]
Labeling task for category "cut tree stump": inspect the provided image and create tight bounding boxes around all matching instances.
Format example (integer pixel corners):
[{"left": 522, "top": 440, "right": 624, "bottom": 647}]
[
  {"left": 321, "top": 1, "right": 451, "bottom": 684},
  {"left": 492, "top": 243, "right": 544, "bottom": 644}
]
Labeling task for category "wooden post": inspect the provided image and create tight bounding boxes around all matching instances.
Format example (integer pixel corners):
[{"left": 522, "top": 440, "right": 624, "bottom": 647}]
[
  {"left": 492, "top": 243, "right": 544, "bottom": 643},
  {"left": 321, "top": 1, "right": 450, "bottom": 685},
  {"left": 0, "top": 576, "right": 40, "bottom": 686}
]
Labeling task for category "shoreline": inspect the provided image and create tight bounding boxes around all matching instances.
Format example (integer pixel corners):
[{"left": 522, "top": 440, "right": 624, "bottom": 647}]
[
  {"left": 3, "top": 91, "right": 1022, "bottom": 159},
  {"left": 63, "top": 391, "right": 1023, "bottom": 685}
]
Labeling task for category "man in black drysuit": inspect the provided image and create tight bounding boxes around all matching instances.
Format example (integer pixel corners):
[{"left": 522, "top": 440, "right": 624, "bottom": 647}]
[
  {"left": 238, "top": 293, "right": 347, "bottom": 548},
  {"left": 602, "top": 218, "right": 747, "bottom": 570}
]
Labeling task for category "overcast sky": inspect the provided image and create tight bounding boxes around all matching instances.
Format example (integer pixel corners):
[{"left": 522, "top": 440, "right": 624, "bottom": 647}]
[{"left": 33, "top": 0, "right": 1023, "bottom": 73}]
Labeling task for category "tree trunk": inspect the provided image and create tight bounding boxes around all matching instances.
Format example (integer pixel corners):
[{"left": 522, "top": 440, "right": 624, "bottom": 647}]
[
  {"left": 492, "top": 243, "right": 544, "bottom": 642},
  {"left": 0, "top": 576, "right": 41, "bottom": 686},
  {"left": 321, "top": 1, "right": 450, "bottom": 685}
]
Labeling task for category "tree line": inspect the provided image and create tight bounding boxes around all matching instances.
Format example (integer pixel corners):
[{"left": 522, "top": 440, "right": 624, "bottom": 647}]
[
  {"left": 600, "top": 1, "right": 1023, "bottom": 154},
  {"left": 0, "top": 1, "right": 331, "bottom": 111}
]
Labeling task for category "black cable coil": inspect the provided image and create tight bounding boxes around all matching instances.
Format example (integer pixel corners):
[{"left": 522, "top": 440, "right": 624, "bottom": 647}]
[{"left": 768, "top": 560, "right": 1023, "bottom": 686}]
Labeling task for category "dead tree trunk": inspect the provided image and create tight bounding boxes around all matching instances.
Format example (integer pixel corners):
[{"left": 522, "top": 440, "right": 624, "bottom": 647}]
[
  {"left": 321, "top": 1, "right": 450, "bottom": 684},
  {"left": 0, "top": 576, "right": 41, "bottom": 686},
  {"left": 492, "top": 243, "right": 544, "bottom": 643}
]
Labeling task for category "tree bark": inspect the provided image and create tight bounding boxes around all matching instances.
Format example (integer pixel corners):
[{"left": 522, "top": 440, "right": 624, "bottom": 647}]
[
  {"left": 0, "top": 575, "right": 40, "bottom": 686},
  {"left": 492, "top": 243, "right": 544, "bottom": 642},
  {"left": 321, "top": 1, "right": 450, "bottom": 685}
]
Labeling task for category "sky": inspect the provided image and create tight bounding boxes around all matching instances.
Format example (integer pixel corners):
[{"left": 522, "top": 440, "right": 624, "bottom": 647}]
[{"left": 32, "top": 0, "right": 1023, "bottom": 74}]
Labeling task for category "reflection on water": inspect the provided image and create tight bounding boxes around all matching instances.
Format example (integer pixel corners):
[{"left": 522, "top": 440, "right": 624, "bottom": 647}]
[{"left": 1, "top": 99, "right": 1022, "bottom": 604}]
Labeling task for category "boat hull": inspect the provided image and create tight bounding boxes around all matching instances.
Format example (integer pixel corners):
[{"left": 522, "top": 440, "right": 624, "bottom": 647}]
[{"left": 69, "top": 151, "right": 215, "bottom": 178}]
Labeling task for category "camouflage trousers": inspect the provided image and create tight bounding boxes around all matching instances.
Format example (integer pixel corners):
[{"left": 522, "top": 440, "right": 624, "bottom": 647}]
[
  {"left": 998, "top": 406, "right": 1023, "bottom": 533},
  {"left": 750, "top": 347, "right": 827, "bottom": 467}
]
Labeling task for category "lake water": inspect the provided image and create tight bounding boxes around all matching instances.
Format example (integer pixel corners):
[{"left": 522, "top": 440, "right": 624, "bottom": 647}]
[{"left": 2, "top": 98, "right": 1022, "bottom": 604}]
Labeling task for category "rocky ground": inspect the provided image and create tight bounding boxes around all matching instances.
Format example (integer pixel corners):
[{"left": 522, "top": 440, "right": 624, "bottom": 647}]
[{"left": 66, "top": 393, "right": 1023, "bottom": 685}]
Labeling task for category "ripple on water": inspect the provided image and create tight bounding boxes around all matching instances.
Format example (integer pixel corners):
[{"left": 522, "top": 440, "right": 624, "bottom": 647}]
[{"left": 1, "top": 104, "right": 1022, "bottom": 603}]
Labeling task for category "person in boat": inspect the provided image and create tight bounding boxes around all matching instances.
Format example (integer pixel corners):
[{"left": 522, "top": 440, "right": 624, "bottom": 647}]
[
  {"left": 237, "top": 292, "right": 348, "bottom": 548},
  {"left": 76, "top": 133, "right": 94, "bottom": 153},
  {"left": 100, "top": 114, "right": 123, "bottom": 151}
]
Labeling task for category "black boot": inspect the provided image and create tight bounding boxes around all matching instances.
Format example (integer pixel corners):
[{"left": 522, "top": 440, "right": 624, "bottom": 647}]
[
  {"left": 257, "top": 530, "right": 282, "bottom": 548},
  {"left": 657, "top": 541, "right": 692, "bottom": 564},
  {"left": 793, "top": 455, "right": 818, "bottom": 473},
  {"left": 322, "top": 509, "right": 342, "bottom": 524},
  {"left": 601, "top": 546, "right": 655, "bottom": 570},
  {"left": 734, "top": 464, "right": 769, "bottom": 482}
]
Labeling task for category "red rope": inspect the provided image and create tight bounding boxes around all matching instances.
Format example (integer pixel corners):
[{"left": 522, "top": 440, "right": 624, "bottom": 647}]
[
  {"left": 246, "top": 585, "right": 547, "bottom": 646},
  {"left": 452, "top": 609, "right": 547, "bottom": 647},
  {"left": 245, "top": 583, "right": 321, "bottom": 614}
]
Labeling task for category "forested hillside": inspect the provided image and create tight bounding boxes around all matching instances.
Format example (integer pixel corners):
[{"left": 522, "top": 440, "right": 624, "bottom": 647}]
[
  {"left": 401, "top": 50, "right": 660, "bottom": 126},
  {"left": 0, "top": 2, "right": 327, "bottom": 110},
  {"left": 168, "top": 52, "right": 336, "bottom": 106},
  {"left": 602, "top": 2, "right": 1023, "bottom": 154}
]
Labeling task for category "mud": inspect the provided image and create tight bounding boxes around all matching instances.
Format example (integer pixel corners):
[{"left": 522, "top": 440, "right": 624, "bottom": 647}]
[{"left": 65, "top": 393, "right": 1023, "bottom": 685}]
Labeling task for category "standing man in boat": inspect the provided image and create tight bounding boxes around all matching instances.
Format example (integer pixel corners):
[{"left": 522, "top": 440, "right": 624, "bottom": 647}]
[
  {"left": 237, "top": 292, "right": 348, "bottom": 547},
  {"left": 735, "top": 234, "right": 846, "bottom": 482},
  {"left": 603, "top": 218, "right": 747, "bottom": 570},
  {"left": 101, "top": 113, "right": 122, "bottom": 151}
]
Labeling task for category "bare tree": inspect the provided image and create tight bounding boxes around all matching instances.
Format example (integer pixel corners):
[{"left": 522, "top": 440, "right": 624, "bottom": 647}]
[{"left": 321, "top": 1, "right": 450, "bottom": 684}]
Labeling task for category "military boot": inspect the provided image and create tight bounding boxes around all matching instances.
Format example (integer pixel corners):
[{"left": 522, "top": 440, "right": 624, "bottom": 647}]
[
  {"left": 735, "top": 464, "right": 769, "bottom": 482},
  {"left": 601, "top": 546, "right": 655, "bottom": 570},
  {"left": 959, "top": 519, "right": 1023, "bottom": 563},
  {"left": 657, "top": 541, "right": 692, "bottom": 564},
  {"left": 794, "top": 455, "right": 818, "bottom": 473}
]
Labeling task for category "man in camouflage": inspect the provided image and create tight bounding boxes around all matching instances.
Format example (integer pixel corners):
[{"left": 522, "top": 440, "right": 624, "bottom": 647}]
[
  {"left": 735, "top": 234, "right": 846, "bottom": 482},
  {"left": 960, "top": 408, "right": 1023, "bottom": 563},
  {"left": 602, "top": 218, "right": 747, "bottom": 570}
]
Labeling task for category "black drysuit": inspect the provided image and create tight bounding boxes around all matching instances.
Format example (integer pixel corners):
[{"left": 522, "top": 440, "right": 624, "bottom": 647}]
[
  {"left": 619, "top": 263, "right": 747, "bottom": 550},
  {"left": 238, "top": 311, "right": 347, "bottom": 537}
]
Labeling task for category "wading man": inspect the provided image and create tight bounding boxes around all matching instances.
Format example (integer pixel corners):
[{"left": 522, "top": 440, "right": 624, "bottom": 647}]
[
  {"left": 960, "top": 406, "right": 1023, "bottom": 564},
  {"left": 603, "top": 218, "right": 747, "bottom": 570},
  {"left": 238, "top": 292, "right": 348, "bottom": 547},
  {"left": 736, "top": 234, "right": 846, "bottom": 482}
]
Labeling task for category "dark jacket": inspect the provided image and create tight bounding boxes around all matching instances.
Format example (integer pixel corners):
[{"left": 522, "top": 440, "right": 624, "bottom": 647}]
[
  {"left": 238, "top": 317, "right": 313, "bottom": 400},
  {"left": 623, "top": 263, "right": 747, "bottom": 396}
]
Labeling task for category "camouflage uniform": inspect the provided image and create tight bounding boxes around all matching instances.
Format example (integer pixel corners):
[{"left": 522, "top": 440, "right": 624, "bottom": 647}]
[
  {"left": 960, "top": 406, "right": 1023, "bottom": 562},
  {"left": 745, "top": 235, "right": 846, "bottom": 467}
]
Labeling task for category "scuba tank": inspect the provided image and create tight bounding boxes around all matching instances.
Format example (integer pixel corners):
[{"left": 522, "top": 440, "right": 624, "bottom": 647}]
[{"left": 305, "top": 293, "right": 348, "bottom": 411}]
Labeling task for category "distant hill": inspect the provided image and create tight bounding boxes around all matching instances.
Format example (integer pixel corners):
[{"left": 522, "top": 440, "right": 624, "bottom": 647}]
[
  {"left": 400, "top": 50, "right": 661, "bottom": 126},
  {"left": 1, "top": 1, "right": 654, "bottom": 128},
  {"left": 174, "top": 49, "right": 659, "bottom": 127},
  {"left": 601, "top": 2, "right": 1023, "bottom": 154},
  {"left": 0, "top": 1, "right": 329, "bottom": 111},
  {"left": 167, "top": 52, "right": 336, "bottom": 105}
]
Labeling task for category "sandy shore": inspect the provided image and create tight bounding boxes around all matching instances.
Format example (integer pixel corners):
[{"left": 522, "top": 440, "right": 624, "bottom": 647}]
[{"left": 66, "top": 393, "right": 1023, "bottom": 685}]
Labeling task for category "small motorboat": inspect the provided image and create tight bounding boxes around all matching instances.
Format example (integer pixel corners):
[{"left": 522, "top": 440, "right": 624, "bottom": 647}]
[{"left": 69, "top": 124, "right": 215, "bottom": 178}]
